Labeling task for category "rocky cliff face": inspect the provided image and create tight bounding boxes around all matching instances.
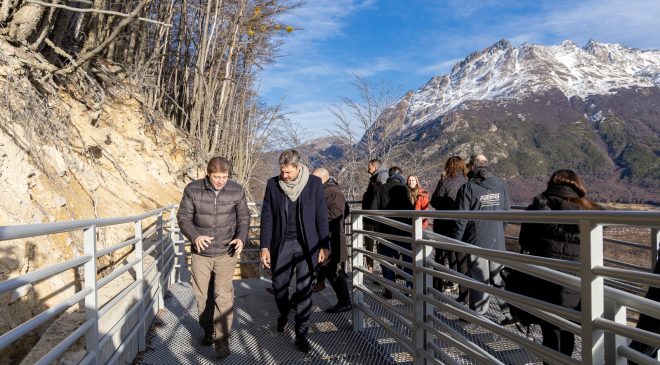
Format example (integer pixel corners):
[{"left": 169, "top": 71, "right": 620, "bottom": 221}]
[{"left": 0, "top": 39, "right": 194, "bottom": 363}]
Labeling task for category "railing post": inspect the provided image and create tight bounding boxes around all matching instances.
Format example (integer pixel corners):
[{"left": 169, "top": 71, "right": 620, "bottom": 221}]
[
  {"left": 170, "top": 206, "right": 183, "bottom": 283},
  {"left": 135, "top": 219, "right": 146, "bottom": 352},
  {"left": 351, "top": 213, "right": 364, "bottom": 332},
  {"left": 83, "top": 225, "right": 99, "bottom": 365},
  {"left": 604, "top": 301, "right": 626, "bottom": 365},
  {"left": 412, "top": 217, "right": 428, "bottom": 365},
  {"left": 169, "top": 207, "right": 177, "bottom": 285},
  {"left": 651, "top": 228, "right": 659, "bottom": 269},
  {"left": 580, "top": 220, "right": 605, "bottom": 364},
  {"left": 157, "top": 212, "right": 165, "bottom": 309}
]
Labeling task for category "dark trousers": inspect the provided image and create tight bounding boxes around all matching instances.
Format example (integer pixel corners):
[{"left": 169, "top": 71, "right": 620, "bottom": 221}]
[
  {"left": 318, "top": 261, "right": 351, "bottom": 306},
  {"left": 272, "top": 239, "right": 313, "bottom": 336},
  {"left": 378, "top": 241, "right": 412, "bottom": 287},
  {"left": 628, "top": 257, "right": 660, "bottom": 364},
  {"left": 433, "top": 249, "right": 469, "bottom": 302},
  {"left": 540, "top": 322, "right": 575, "bottom": 363}
]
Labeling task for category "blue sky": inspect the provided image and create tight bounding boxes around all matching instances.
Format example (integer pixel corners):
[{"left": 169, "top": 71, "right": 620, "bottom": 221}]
[{"left": 260, "top": 0, "right": 660, "bottom": 140}]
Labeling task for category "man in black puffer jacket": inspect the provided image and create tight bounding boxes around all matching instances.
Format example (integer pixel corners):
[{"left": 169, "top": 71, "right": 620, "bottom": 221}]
[
  {"left": 451, "top": 154, "right": 510, "bottom": 315},
  {"left": 177, "top": 157, "right": 250, "bottom": 359}
]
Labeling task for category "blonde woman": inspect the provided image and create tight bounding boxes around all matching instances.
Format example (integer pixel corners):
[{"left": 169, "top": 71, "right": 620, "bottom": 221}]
[{"left": 407, "top": 175, "right": 430, "bottom": 230}]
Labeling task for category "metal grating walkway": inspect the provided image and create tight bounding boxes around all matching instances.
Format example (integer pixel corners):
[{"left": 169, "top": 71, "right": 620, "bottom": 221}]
[
  {"left": 136, "top": 278, "right": 396, "bottom": 365},
  {"left": 136, "top": 274, "right": 583, "bottom": 365},
  {"left": 357, "top": 275, "right": 582, "bottom": 365}
]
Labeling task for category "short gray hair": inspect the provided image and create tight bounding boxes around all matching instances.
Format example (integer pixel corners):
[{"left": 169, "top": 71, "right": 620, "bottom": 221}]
[{"left": 279, "top": 149, "right": 301, "bottom": 167}]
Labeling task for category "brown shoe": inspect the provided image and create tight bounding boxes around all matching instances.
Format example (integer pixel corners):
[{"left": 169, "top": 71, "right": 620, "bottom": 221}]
[{"left": 311, "top": 281, "right": 326, "bottom": 293}]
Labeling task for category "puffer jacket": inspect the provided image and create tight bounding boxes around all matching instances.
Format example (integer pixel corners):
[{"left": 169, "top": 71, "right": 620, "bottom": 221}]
[
  {"left": 518, "top": 184, "right": 584, "bottom": 308},
  {"left": 362, "top": 165, "right": 388, "bottom": 210},
  {"left": 177, "top": 178, "right": 250, "bottom": 257},
  {"left": 370, "top": 174, "right": 414, "bottom": 237},
  {"left": 430, "top": 174, "right": 467, "bottom": 235}
]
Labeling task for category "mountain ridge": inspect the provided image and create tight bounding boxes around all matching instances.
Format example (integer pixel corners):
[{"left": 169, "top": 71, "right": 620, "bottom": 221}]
[
  {"left": 315, "top": 39, "right": 659, "bottom": 204},
  {"left": 401, "top": 39, "right": 660, "bottom": 131}
]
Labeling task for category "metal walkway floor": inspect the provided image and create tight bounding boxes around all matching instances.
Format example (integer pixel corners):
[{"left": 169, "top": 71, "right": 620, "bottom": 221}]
[
  {"left": 136, "top": 276, "right": 582, "bottom": 365},
  {"left": 136, "top": 279, "right": 395, "bottom": 365}
]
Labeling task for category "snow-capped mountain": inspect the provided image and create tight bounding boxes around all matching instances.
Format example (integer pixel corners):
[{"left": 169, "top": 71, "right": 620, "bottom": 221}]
[{"left": 405, "top": 39, "right": 660, "bottom": 128}]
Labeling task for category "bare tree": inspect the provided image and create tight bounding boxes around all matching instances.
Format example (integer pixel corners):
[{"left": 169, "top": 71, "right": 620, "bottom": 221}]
[
  {"left": 0, "top": 0, "right": 301, "bottom": 191},
  {"left": 328, "top": 74, "right": 407, "bottom": 199}
]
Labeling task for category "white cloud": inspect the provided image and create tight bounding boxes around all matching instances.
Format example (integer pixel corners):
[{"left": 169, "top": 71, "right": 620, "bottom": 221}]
[
  {"left": 346, "top": 57, "right": 396, "bottom": 77},
  {"left": 417, "top": 58, "right": 462, "bottom": 75},
  {"left": 277, "top": 0, "right": 377, "bottom": 49},
  {"left": 286, "top": 102, "right": 341, "bottom": 139},
  {"left": 532, "top": 0, "right": 660, "bottom": 48}
]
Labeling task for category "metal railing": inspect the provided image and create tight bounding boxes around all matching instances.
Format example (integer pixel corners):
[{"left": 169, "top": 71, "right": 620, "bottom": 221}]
[
  {"left": 349, "top": 208, "right": 660, "bottom": 365},
  {"left": 0, "top": 201, "right": 263, "bottom": 365},
  {"left": 2, "top": 201, "right": 657, "bottom": 365},
  {"left": 0, "top": 205, "right": 180, "bottom": 365}
]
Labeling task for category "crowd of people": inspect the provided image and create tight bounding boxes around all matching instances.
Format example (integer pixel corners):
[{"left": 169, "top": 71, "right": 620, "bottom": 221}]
[{"left": 175, "top": 150, "right": 657, "bottom": 363}]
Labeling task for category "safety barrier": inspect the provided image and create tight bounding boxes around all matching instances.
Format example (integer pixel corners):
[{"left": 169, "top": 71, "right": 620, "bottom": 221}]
[
  {"left": 349, "top": 208, "right": 660, "bottom": 365},
  {"left": 0, "top": 205, "right": 180, "bottom": 365}
]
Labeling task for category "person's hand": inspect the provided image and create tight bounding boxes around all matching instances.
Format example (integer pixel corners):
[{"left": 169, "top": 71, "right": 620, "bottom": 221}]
[
  {"left": 260, "top": 248, "right": 271, "bottom": 269},
  {"left": 194, "top": 236, "right": 214, "bottom": 252},
  {"left": 318, "top": 248, "right": 329, "bottom": 265},
  {"left": 227, "top": 238, "right": 243, "bottom": 256}
]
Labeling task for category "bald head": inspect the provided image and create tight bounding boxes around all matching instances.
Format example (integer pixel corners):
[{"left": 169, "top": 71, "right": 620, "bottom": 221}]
[
  {"left": 469, "top": 154, "right": 488, "bottom": 168},
  {"left": 312, "top": 168, "right": 330, "bottom": 183}
]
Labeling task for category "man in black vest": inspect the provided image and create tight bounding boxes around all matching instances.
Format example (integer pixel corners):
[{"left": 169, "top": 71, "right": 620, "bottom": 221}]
[{"left": 260, "top": 149, "right": 330, "bottom": 353}]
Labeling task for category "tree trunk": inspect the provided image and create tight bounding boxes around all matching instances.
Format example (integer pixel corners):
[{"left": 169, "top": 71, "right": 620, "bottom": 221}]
[{"left": 7, "top": 3, "right": 45, "bottom": 42}]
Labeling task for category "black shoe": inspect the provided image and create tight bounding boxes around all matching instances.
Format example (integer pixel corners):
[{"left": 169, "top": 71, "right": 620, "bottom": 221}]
[
  {"left": 276, "top": 315, "right": 288, "bottom": 332},
  {"left": 214, "top": 338, "right": 230, "bottom": 359},
  {"left": 499, "top": 315, "right": 517, "bottom": 326},
  {"left": 202, "top": 329, "right": 214, "bottom": 346},
  {"left": 295, "top": 335, "right": 311, "bottom": 353},
  {"left": 382, "top": 289, "right": 393, "bottom": 299},
  {"left": 325, "top": 303, "right": 352, "bottom": 313}
]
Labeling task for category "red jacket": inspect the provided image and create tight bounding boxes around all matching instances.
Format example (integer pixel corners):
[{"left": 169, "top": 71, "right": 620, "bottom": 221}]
[{"left": 414, "top": 188, "right": 430, "bottom": 230}]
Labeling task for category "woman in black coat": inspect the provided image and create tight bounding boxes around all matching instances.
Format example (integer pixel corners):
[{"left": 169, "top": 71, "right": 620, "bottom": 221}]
[
  {"left": 430, "top": 156, "right": 468, "bottom": 297},
  {"left": 518, "top": 169, "right": 600, "bottom": 361}
]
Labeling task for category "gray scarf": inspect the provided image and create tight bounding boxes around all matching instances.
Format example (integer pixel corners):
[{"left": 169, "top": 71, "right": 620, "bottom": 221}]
[{"left": 278, "top": 164, "right": 309, "bottom": 201}]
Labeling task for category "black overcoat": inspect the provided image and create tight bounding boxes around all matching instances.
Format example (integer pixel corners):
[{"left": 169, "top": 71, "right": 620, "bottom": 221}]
[{"left": 259, "top": 175, "right": 330, "bottom": 269}]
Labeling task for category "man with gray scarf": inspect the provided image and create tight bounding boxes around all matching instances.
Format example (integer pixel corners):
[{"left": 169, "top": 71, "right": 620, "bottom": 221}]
[{"left": 260, "top": 149, "right": 330, "bottom": 353}]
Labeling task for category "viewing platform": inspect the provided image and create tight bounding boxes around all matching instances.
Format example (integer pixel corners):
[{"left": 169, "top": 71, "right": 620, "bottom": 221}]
[{"left": 0, "top": 205, "right": 658, "bottom": 365}]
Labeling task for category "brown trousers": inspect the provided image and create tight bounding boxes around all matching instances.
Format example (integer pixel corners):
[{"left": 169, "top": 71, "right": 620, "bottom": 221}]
[{"left": 191, "top": 253, "right": 236, "bottom": 340}]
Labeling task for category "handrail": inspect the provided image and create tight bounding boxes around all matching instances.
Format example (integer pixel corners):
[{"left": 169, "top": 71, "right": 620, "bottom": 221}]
[
  {"left": 351, "top": 208, "right": 659, "bottom": 226},
  {"left": 0, "top": 204, "right": 180, "bottom": 365},
  {"left": 0, "top": 205, "right": 175, "bottom": 241},
  {"left": 349, "top": 208, "right": 660, "bottom": 365}
]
